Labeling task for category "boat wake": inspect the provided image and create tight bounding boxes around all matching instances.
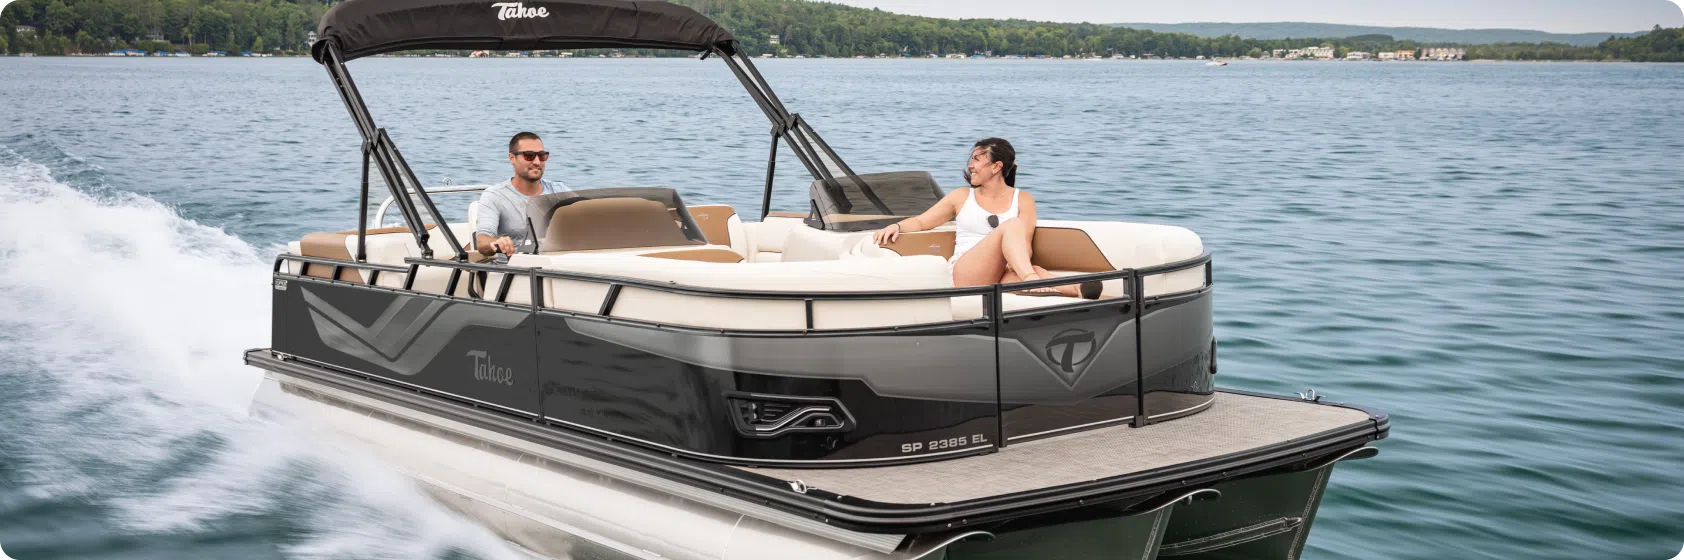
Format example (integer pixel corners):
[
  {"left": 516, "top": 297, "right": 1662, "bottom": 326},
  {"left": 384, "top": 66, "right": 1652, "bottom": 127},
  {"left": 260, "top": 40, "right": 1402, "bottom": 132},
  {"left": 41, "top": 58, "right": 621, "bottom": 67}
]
[{"left": 0, "top": 142, "right": 522, "bottom": 560}]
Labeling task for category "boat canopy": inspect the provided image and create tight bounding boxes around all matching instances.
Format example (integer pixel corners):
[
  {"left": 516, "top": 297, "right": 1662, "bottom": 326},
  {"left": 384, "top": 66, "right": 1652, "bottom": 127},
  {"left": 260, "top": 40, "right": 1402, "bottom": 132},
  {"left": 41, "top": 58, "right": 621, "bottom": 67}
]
[{"left": 311, "top": 0, "right": 738, "bottom": 63}]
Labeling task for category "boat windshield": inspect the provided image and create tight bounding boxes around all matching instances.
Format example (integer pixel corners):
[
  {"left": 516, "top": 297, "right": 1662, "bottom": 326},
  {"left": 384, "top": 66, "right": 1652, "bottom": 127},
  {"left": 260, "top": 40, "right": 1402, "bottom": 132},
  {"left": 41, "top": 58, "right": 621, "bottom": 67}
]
[{"left": 808, "top": 170, "right": 945, "bottom": 232}]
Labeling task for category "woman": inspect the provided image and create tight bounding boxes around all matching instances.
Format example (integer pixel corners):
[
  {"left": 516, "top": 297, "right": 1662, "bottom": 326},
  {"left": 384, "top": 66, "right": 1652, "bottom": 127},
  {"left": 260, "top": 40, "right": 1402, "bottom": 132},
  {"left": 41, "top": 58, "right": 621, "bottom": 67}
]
[{"left": 872, "top": 138, "right": 1098, "bottom": 299}]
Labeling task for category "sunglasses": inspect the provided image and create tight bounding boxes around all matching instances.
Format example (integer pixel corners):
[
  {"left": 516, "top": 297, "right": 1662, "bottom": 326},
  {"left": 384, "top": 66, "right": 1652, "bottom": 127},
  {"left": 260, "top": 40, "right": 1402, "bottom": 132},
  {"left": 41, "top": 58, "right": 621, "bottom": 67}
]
[{"left": 511, "top": 150, "right": 551, "bottom": 162}]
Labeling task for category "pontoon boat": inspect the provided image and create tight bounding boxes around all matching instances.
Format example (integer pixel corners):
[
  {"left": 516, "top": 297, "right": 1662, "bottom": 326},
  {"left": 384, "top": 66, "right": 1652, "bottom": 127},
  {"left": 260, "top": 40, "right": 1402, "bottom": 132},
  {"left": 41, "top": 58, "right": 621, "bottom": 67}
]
[{"left": 245, "top": 1, "right": 1390, "bottom": 558}]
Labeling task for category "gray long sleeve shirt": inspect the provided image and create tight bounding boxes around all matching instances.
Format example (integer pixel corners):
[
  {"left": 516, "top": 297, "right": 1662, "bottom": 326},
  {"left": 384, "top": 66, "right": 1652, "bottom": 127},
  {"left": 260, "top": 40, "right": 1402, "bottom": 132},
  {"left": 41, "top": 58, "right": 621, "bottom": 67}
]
[{"left": 475, "top": 178, "right": 569, "bottom": 262}]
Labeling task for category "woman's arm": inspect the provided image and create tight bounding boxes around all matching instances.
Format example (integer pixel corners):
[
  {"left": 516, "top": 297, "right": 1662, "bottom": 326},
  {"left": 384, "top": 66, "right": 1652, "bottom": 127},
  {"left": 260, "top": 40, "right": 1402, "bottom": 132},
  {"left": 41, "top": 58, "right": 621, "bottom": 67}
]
[{"left": 874, "top": 190, "right": 964, "bottom": 245}]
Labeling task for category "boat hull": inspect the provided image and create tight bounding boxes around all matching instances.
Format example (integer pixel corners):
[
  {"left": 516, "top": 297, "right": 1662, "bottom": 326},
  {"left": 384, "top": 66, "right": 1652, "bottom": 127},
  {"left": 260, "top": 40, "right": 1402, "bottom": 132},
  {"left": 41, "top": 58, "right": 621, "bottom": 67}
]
[{"left": 247, "top": 349, "right": 1381, "bottom": 559}]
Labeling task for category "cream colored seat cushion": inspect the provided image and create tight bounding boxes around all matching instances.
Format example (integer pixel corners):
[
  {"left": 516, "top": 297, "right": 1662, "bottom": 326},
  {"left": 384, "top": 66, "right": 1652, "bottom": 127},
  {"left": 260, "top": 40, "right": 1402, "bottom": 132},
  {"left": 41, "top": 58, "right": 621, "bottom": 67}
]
[
  {"left": 509, "top": 253, "right": 954, "bottom": 330},
  {"left": 741, "top": 216, "right": 804, "bottom": 263},
  {"left": 1037, "top": 220, "right": 1205, "bottom": 296},
  {"left": 781, "top": 225, "right": 868, "bottom": 262}
]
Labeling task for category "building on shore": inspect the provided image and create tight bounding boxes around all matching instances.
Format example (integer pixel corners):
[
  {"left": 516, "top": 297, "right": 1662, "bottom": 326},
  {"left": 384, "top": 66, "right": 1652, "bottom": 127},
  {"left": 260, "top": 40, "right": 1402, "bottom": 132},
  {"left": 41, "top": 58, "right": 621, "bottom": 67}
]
[
  {"left": 1396, "top": 50, "right": 1417, "bottom": 60},
  {"left": 1346, "top": 51, "right": 1372, "bottom": 60},
  {"left": 1306, "top": 46, "right": 1335, "bottom": 59},
  {"left": 1377, "top": 51, "right": 1397, "bottom": 60},
  {"left": 15, "top": 25, "right": 36, "bottom": 36},
  {"left": 1420, "top": 47, "right": 1466, "bottom": 61}
]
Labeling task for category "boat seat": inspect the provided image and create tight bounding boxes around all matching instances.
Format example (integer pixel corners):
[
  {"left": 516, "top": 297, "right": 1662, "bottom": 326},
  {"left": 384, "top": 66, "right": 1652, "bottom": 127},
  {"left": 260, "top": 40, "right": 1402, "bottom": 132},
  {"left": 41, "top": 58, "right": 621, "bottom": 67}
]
[
  {"left": 686, "top": 204, "right": 748, "bottom": 257},
  {"left": 545, "top": 198, "right": 699, "bottom": 252},
  {"left": 507, "top": 253, "right": 953, "bottom": 330},
  {"left": 865, "top": 221, "right": 1206, "bottom": 299},
  {"left": 780, "top": 225, "right": 870, "bottom": 262},
  {"left": 291, "top": 225, "right": 439, "bottom": 283},
  {"left": 740, "top": 215, "right": 805, "bottom": 262}
]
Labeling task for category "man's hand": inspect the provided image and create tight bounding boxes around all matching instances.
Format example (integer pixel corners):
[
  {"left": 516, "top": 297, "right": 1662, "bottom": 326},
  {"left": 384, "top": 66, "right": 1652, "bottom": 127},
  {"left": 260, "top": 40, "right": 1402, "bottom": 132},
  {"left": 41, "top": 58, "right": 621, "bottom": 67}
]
[
  {"left": 477, "top": 234, "right": 517, "bottom": 255},
  {"left": 491, "top": 236, "right": 517, "bottom": 254}
]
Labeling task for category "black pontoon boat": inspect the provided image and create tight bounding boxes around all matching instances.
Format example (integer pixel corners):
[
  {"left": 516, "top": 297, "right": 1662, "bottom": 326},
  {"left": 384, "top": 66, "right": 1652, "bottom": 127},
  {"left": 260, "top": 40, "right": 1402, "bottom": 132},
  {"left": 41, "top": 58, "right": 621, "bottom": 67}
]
[{"left": 246, "top": 1, "right": 1390, "bottom": 558}]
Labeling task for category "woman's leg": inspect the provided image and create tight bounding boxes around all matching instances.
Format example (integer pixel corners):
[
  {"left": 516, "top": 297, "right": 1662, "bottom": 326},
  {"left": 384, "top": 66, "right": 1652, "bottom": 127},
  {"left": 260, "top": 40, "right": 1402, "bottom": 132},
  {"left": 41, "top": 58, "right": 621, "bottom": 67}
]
[
  {"left": 1000, "top": 265, "right": 1083, "bottom": 298},
  {"left": 951, "top": 226, "right": 1010, "bottom": 287},
  {"left": 954, "top": 218, "right": 1080, "bottom": 297}
]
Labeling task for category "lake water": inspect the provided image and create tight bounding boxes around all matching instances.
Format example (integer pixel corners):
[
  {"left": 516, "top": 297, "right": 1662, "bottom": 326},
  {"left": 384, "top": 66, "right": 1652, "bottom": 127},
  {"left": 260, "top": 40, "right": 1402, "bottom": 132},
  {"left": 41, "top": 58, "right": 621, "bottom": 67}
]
[{"left": 1, "top": 57, "right": 1681, "bottom": 559}]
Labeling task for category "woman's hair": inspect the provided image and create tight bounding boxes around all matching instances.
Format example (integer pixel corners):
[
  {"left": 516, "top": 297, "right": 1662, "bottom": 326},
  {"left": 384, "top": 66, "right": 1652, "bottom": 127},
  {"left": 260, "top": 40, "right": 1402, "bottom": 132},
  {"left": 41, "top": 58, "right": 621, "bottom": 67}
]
[{"left": 974, "top": 137, "right": 1017, "bottom": 187}]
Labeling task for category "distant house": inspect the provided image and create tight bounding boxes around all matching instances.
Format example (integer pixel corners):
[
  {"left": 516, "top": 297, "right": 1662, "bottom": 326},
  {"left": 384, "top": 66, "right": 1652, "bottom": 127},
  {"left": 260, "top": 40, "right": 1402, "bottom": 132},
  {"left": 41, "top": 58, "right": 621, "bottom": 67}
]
[
  {"left": 305, "top": 31, "right": 318, "bottom": 51},
  {"left": 1396, "top": 50, "right": 1416, "bottom": 61},
  {"left": 1346, "top": 51, "right": 1372, "bottom": 60},
  {"left": 1420, "top": 47, "right": 1466, "bottom": 61},
  {"left": 1377, "top": 51, "right": 1397, "bottom": 60},
  {"left": 15, "top": 25, "right": 36, "bottom": 36},
  {"left": 1305, "top": 46, "right": 1335, "bottom": 59}
]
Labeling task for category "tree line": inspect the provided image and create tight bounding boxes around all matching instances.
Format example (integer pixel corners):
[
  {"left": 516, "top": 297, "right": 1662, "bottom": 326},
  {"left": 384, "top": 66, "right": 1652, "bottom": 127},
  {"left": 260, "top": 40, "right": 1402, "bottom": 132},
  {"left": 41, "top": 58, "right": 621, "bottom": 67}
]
[
  {"left": 2, "top": 0, "right": 325, "bottom": 55},
  {"left": 3, "top": 0, "right": 1680, "bottom": 62}
]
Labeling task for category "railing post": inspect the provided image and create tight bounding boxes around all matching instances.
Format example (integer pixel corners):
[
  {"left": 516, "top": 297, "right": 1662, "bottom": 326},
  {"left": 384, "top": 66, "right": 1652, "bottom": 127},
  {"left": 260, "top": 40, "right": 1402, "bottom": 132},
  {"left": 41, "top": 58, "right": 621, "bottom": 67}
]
[
  {"left": 991, "top": 283, "right": 1005, "bottom": 447},
  {"left": 1131, "top": 270, "right": 1148, "bottom": 428}
]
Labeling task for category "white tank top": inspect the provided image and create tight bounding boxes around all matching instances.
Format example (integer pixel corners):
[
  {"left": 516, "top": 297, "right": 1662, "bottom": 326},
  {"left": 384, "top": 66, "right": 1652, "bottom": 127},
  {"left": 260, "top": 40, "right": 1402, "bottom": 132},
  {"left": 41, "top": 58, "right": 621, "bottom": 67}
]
[{"left": 951, "top": 187, "right": 1019, "bottom": 262}]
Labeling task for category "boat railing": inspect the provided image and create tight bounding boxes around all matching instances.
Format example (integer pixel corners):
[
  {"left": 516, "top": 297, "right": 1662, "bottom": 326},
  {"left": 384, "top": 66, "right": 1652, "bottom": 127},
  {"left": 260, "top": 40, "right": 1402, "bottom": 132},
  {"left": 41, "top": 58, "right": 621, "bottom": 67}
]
[{"left": 271, "top": 250, "right": 1211, "bottom": 335}]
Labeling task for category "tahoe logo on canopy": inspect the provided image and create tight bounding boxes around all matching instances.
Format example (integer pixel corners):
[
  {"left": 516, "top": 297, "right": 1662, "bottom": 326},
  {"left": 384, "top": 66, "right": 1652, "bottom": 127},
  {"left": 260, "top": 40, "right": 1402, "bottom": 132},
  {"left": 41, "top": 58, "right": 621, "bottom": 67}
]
[{"left": 492, "top": 2, "right": 549, "bottom": 20}]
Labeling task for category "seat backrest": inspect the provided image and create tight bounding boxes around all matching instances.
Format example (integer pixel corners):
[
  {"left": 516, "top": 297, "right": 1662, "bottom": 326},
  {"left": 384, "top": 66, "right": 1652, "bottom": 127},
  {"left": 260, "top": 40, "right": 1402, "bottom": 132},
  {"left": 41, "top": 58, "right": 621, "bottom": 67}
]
[
  {"left": 687, "top": 204, "right": 748, "bottom": 257},
  {"left": 741, "top": 216, "right": 806, "bottom": 262},
  {"left": 296, "top": 225, "right": 438, "bottom": 284},
  {"left": 545, "top": 198, "right": 697, "bottom": 252},
  {"left": 1036, "top": 220, "right": 1205, "bottom": 296},
  {"left": 781, "top": 225, "right": 868, "bottom": 262}
]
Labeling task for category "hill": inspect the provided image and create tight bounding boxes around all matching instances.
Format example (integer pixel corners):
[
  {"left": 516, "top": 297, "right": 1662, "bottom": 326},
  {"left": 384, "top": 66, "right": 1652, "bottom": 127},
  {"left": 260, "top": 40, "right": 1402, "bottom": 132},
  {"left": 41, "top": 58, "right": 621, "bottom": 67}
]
[
  {"left": 0, "top": 0, "right": 1676, "bottom": 61},
  {"left": 1107, "top": 22, "right": 1643, "bottom": 47}
]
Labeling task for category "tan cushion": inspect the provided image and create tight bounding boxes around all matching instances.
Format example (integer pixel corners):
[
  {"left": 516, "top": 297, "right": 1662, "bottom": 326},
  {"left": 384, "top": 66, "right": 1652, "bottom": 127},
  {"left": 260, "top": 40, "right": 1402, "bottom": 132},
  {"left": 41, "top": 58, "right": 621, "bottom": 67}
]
[
  {"left": 882, "top": 230, "right": 956, "bottom": 259},
  {"left": 1038, "top": 221, "right": 1204, "bottom": 296},
  {"left": 686, "top": 204, "right": 749, "bottom": 258},
  {"left": 298, "top": 232, "right": 365, "bottom": 282},
  {"left": 546, "top": 198, "right": 697, "bottom": 252},
  {"left": 640, "top": 248, "right": 744, "bottom": 263},
  {"left": 512, "top": 253, "right": 954, "bottom": 330}
]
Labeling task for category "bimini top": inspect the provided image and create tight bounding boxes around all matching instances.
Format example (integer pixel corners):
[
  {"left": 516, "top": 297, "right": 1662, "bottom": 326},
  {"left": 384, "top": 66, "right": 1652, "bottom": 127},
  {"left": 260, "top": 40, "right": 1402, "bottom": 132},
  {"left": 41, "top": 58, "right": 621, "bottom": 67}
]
[{"left": 312, "top": 0, "right": 737, "bottom": 63}]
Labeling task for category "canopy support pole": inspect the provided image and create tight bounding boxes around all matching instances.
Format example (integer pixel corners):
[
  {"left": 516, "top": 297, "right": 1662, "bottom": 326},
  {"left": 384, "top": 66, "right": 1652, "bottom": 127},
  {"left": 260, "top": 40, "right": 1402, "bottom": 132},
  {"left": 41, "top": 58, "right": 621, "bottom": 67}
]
[
  {"left": 760, "top": 127, "right": 779, "bottom": 220},
  {"left": 720, "top": 47, "right": 892, "bottom": 217},
  {"left": 321, "top": 41, "right": 466, "bottom": 261},
  {"left": 357, "top": 139, "right": 371, "bottom": 262}
]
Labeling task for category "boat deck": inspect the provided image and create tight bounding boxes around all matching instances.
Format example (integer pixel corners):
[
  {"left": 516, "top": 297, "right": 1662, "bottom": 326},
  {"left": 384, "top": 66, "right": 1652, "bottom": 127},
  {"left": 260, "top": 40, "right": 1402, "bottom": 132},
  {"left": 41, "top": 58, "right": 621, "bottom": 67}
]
[{"left": 739, "top": 392, "right": 1375, "bottom": 505}]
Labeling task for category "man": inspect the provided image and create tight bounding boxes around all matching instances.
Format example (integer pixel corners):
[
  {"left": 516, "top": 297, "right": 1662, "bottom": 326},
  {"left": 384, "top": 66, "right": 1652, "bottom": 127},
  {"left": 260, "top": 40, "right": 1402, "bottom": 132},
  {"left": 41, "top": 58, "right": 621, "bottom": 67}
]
[{"left": 475, "top": 131, "right": 570, "bottom": 262}]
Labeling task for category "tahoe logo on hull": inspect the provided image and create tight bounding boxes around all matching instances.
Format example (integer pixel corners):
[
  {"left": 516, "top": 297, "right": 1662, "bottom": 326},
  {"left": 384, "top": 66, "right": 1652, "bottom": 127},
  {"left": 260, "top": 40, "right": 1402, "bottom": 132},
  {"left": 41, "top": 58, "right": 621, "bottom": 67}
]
[
  {"left": 467, "top": 350, "right": 516, "bottom": 386},
  {"left": 492, "top": 2, "right": 549, "bottom": 20}
]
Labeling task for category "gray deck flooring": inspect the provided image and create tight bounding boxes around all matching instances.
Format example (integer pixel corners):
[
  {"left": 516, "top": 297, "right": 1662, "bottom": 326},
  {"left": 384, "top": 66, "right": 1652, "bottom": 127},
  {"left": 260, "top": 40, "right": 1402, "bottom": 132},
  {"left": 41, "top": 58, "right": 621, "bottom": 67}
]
[{"left": 738, "top": 392, "right": 1371, "bottom": 505}]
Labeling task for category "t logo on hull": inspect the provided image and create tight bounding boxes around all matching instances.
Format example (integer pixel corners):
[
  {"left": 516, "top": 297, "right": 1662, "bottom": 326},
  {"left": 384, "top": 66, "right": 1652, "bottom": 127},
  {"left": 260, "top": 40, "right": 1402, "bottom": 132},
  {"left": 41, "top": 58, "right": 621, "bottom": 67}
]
[{"left": 1044, "top": 329, "right": 1097, "bottom": 373}]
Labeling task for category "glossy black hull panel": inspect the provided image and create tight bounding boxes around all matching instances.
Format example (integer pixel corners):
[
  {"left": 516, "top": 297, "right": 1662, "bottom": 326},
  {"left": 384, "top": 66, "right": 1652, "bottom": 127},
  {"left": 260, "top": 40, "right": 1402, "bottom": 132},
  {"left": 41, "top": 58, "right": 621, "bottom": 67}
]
[{"left": 272, "top": 270, "right": 1216, "bottom": 465}]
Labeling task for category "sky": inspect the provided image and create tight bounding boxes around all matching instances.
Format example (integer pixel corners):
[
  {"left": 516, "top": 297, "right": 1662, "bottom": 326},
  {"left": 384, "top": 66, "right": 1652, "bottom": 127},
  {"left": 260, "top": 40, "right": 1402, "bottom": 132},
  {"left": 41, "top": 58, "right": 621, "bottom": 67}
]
[{"left": 826, "top": 0, "right": 1684, "bottom": 34}]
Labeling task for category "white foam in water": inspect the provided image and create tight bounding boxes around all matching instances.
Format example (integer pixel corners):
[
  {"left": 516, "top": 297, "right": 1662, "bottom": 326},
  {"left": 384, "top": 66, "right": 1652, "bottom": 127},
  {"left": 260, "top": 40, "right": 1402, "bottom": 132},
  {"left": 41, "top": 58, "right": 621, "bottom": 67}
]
[{"left": 0, "top": 148, "right": 524, "bottom": 560}]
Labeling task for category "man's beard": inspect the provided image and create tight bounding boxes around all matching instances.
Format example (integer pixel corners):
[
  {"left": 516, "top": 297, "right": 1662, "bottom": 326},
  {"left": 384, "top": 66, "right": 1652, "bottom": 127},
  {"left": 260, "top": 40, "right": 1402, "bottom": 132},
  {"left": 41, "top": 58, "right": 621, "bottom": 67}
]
[{"left": 520, "top": 168, "right": 544, "bottom": 181}]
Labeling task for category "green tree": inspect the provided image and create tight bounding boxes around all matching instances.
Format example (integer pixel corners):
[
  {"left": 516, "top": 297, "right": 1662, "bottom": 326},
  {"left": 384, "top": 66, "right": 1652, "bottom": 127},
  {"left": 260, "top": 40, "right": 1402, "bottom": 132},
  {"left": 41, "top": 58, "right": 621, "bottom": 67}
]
[
  {"left": 74, "top": 29, "right": 92, "bottom": 53},
  {"left": 41, "top": 0, "right": 73, "bottom": 35},
  {"left": 0, "top": 35, "right": 9, "bottom": 55}
]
